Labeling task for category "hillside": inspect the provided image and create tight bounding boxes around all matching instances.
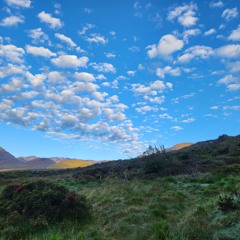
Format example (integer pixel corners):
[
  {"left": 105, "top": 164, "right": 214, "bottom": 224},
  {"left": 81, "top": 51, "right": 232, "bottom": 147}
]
[
  {"left": 72, "top": 134, "right": 240, "bottom": 180},
  {"left": 49, "top": 159, "right": 93, "bottom": 169},
  {"left": 25, "top": 158, "right": 56, "bottom": 169},
  {"left": 0, "top": 147, "right": 23, "bottom": 169},
  {"left": 167, "top": 142, "right": 193, "bottom": 151}
]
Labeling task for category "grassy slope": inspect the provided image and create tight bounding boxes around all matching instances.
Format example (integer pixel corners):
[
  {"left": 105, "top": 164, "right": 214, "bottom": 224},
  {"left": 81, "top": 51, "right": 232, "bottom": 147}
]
[
  {"left": 49, "top": 159, "right": 93, "bottom": 169},
  {"left": 1, "top": 166, "right": 240, "bottom": 240},
  {"left": 0, "top": 134, "right": 240, "bottom": 239}
]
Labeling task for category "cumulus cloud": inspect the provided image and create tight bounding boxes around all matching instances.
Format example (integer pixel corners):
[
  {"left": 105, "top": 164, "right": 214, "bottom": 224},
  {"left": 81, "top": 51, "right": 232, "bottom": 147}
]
[
  {"left": 222, "top": 8, "right": 238, "bottom": 21},
  {"left": 0, "top": 15, "right": 24, "bottom": 26},
  {"left": 182, "top": 117, "right": 195, "bottom": 123},
  {"left": 0, "top": 44, "right": 25, "bottom": 63},
  {"left": 216, "top": 45, "right": 240, "bottom": 58},
  {"left": 26, "top": 45, "right": 56, "bottom": 57},
  {"left": 26, "top": 72, "right": 46, "bottom": 87},
  {"left": 78, "top": 23, "right": 95, "bottom": 35},
  {"left": 55, "top": 33, "right": 77, "bottom": 47},
  {"left": 178, "top": 45, "right": 214, "bottom": 63},
  {"left": 74, "top": 72, "right": 95, "bottom": 81},
  {"left": 5, "top": 0, "right": 31, "bottom": 8},
  {"left": 104, "top": 108, "right": 126, "bottom": 121},
  {"left": 37, "top": 11, "right": 63, "bottom": 29},
  {"left": 51, "top": 55, "right": 89, "bottom": 68},
  {"left": 156, "top": 66, "right": 181, "bottom": 79},
  {"left": 228, "top": 25, "right": 240, "bottom": 41},
  {"left": 218, "top": 74, "right": 240, "bottom": 91},
  {"left": 91, "top": 62, "right": 116, "bottom": 73},
  {"left": 159, "top": 113, "right": 173, "bottom": 119},
  {"left": 27, "top": 28, "right": 49, "bottom": 44},
  {"left": 146, "top": 34, "right": 183, "bottom": 59},
  {"left": 204, "top": 28, "right": 216, "bottom": 36},
  {"left": 171, "top": 126, "right": 183, "bottom": 131},
  {"left": 209, "top": 1, "right": 224, "bottom": 8},
  {"left": 85, "top": 33, "right": 108, "bottom": 44},
  {"left": 167, "top": 3, "right": 198, "bottom": 27},
  {"left": 132, "top": 80, "right": 172, "bottom": 99},
  {"left": 0, "top": 64, "right": 26, "bottom": 78},
  {"left": 183, "top": 29, "right": 201, "bottom": 43}
]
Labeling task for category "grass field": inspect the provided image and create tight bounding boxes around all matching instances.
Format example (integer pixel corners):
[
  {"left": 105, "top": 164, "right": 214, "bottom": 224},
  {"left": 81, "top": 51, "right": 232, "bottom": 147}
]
[{"left": 1, "top": 165, "right": 240, "bottom": 240}]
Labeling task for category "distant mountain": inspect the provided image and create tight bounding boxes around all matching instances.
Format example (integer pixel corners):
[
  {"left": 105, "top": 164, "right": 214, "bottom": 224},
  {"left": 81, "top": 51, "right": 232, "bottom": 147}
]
[
  {"left": 49, "top": 159, "right": 93, "bottom": 169},
  {"left": 167, "top": 142, "right": 193, "bottom": 151},
  {"left": 19, "top": 156, "right": 38, "bottom": 161},
  {"left": 0, "top": 147, "right": 24, "bottom": 169},
  {"left": 25, "top": 158, "right": 56, "bottom": 169}
]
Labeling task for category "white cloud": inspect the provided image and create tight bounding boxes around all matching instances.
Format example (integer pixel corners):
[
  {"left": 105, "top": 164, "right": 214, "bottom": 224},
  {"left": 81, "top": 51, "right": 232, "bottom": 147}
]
[
  {"left": 178, "top": 45, "right": 214, "bottom": 63},
  {"left": 48, "top": 71, "right": 66, "bottom": 83},
  {"left": 167, "top": 3, "right": 198, "bottom": 27},
  {"left": 204, "top": 28, "right": 216, "bottom": 36},
  {"left": 222, "top": 8, "right": 238, "bottom": 21},
  {"left": 105, "top": 52, "right": 116, "bottom": 58},
  {"left": 26, "top": 45, "right": 56, "bottom": 57},
  {"left": 171, "top": 126, "right": 183, "bottom": 131},
  {"left": 91, "top": 62, "right": 116, "bottom": 73},
  {"left": 51, "top": 55, "right": 89, "bottom": 68},
  {"left": 218, "top": 74, "right": 240, "bottom": 91},
  {"left": 211, "top": 106, "right": 219, "bottom": 110},
  {"left": 0, "top": 64, "right": 26, "bottom": 78},
  {"left": 209, "top": 1, "right": 224, "bottom": 8},
  {"left": 78, "top": 23, "right": 95, "bottom": 35},
  {"left": 0, "top": 15, "right": 24, "bottom": 26},
  {"left": 129, "top": 46, "right": 140, "bottom": 52},
  {"left": 55, "top": 33, "right": 77, "bottom": 47},
  {"left": 178, "top": 10, "right": 198, "bottom": 27},
  {"left": 156, "top": 66, "right": 181, "bottom": 79},
  {"left": 5, "top": 0, "right": 31, "bottom": 8},
  {"left": 228, "top": 25, "right": 240, "bottom": 41},
  {"left": 146, "top": 34, "right": 183, "bottom": 59},
  {"left": 26, "top": 72, "right": 46, "bottom": 87},
  {"left": 84, "top": 8, "right": 93, "bottom": 14},
  {"left": 0, "top": 44, "right": 25, "bottom": 63},
  {"left": 85, "top": 33, "right": 108, "bottom": 44},
  {"left": 216, "top": 44, "right": 240, "bottom": 58},
  {"left": 159, "top": 113, "right": 173, "bottom": 119},
  {"left": 104, "top": 108, "right": 126, "bottom": 121},
  {"left": 218, "top": 74, "right": 238, "bottom": 84},
  {"left": 132, "top": 80, "right": 172, "bottom": 98},
  {"left": 182, "top": 117, "right": 195, "bottom": 123},
  {"left": 27, "top": 28, "right": 49, "bottom": 44},
  {"left": 74, "top": 72, "right": 95, "bottom": 81},
  {"left": 37, "top": 11, "right": 63, "bottom": 29},
  {"left": 226, "top": 61, "right": 240, "bottom": 73},
  {"left": 226, "top": 83, "right": 240, "bottom": 91},
  {"left": 127, "top": 70, "right": 135, "bottom": 76},
  {"left": 183, "top": 29, "right": 201, "bottom": 43}
]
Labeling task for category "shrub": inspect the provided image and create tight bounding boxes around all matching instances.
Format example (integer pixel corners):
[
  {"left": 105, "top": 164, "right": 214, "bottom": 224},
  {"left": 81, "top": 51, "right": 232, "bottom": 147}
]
[
  {"left": 0, "top": 180, "right": 91, "bottom": 239},
  {"left": 217, "top": 192, "right": 239, "bottom": 212}
]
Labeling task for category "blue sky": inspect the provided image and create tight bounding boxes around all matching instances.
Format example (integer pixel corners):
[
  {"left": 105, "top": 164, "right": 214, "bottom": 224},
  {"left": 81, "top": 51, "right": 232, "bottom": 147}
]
[{"left": 0, "top": 0, "right": 239, "bottom": 160}]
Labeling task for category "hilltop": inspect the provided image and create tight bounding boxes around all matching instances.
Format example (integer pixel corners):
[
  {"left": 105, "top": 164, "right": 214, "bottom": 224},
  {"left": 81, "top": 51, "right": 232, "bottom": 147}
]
[{"left": 71, "top": 134, "right": 240, "bottom": 180}]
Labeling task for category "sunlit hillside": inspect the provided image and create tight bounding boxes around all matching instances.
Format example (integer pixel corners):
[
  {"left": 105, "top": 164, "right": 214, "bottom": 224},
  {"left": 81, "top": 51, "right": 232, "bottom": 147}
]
[{"left": 49, "top": 159, "right": 93, "bottom": 169}]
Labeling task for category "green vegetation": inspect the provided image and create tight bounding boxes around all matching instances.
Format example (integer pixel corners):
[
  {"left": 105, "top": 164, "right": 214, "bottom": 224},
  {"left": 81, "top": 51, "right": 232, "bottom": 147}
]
[
  {"left": 0, "top": 180, "right": 91, "bottom": 240},
  {"left": 0, "top": 134, "right": 239, "bottom": 239}
]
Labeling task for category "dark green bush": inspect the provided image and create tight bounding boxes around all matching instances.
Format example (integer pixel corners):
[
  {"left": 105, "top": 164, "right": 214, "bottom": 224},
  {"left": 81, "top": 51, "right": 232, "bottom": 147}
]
[
  {"left": 143, "top": 156, "right": 182, "bottom": 176},
  {"left": 0, "top": 180, "right": 91, "bottom": 239},
  {"left": 217, "top": 192, "right": 239, "bottom": 212}
]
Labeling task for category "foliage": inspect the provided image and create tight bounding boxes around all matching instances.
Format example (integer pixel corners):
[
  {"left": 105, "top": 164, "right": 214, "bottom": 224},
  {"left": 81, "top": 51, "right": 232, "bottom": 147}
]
[
  {"left": 217, "top": 191, "right": 240, "bottom": 212},
  {"left": 0, "top": 180, "right": 91, "bottom": 239}
]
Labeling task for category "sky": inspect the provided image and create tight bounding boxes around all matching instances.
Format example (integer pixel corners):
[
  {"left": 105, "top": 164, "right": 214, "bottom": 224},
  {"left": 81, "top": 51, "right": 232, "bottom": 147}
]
[{"left": 0, "top": 0, "right": 239, "bottom": 160}]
